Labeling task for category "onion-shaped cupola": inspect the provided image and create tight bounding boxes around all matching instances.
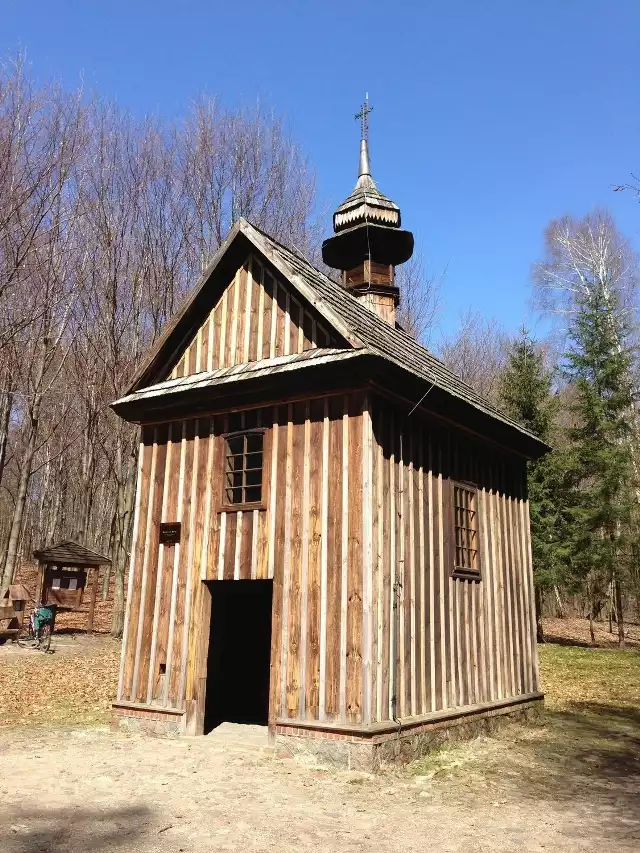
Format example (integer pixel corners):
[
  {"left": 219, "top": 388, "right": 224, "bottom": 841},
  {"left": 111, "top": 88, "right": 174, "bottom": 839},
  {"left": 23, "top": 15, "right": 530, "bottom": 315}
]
[{"left": 322, "top": 96, "right": 414, "bottom": 324}]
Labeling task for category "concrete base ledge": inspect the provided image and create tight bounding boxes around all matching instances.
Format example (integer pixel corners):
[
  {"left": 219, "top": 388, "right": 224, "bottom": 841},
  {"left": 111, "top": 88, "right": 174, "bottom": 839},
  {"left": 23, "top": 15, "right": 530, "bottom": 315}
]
[
  {"left": 274, "top": 694, "right": 544, "bottom": 771},
  {"left": 275, "top": 692, "right": 544, "bottom": 741},
  {"left": 110, "top": 693, "right": 545, "bottom": 768},
  {"left": 112, "top": 702, "right": 186, "bottom": 737}
]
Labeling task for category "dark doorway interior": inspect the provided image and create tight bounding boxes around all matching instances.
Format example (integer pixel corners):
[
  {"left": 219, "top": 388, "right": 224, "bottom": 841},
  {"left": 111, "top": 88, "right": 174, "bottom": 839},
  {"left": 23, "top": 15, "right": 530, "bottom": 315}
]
[{"left": 204, "top": 580, "right": 273, "bottom": 733}]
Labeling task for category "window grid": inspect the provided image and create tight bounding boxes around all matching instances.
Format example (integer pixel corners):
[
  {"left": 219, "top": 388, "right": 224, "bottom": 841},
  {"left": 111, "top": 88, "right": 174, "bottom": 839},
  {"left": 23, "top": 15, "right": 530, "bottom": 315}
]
[
  {"left": 224, "top": 431, "right": 264, "bottom": 506},
  {"left": 454, "top": 484, "right": 478, "bottom": 572}
]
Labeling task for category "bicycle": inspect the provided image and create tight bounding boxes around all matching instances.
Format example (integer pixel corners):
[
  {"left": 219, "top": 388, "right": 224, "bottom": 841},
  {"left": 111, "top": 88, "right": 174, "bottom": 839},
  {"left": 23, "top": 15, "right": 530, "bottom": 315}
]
[{"left": 17, "top": 605, "right": 56, "bottom": 652}]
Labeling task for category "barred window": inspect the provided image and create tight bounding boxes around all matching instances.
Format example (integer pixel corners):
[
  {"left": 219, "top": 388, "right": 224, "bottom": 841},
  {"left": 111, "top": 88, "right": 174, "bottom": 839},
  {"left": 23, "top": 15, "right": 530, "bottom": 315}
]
[
  {"left": 453, "top": 484, "right": 479, "bottom": 574},
  {"left": 224, "top": 431, "right": 264, "bottom": 506}
]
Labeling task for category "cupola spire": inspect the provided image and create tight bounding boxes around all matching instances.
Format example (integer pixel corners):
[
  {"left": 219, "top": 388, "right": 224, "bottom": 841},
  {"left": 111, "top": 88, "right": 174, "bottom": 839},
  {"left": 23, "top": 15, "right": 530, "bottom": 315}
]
[
  {"left": 322, "top": 97, "right": 414, "bottom": 325},
  {"left": 355, "top": 95, "right": 373, "bottom": 181}
]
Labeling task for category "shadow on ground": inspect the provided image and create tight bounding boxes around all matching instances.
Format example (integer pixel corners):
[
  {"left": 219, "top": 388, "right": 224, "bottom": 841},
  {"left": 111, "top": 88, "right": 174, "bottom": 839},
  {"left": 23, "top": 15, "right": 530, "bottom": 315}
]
[
  {"left": 411, "top": 701, "right": 640, "bottom": 846},
  {"left": 543, "top": 634, "right": 593, "bottom": 648},
  {"left": 2, "top": 806, "right": 150, "bottom": 853}
]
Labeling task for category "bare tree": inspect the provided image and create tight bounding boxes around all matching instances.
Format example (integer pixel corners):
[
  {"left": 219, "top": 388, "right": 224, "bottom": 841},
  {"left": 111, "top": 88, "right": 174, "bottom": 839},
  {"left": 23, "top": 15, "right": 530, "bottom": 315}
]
[
  {"left": 0, "top": 58, "right": 320, "bottom": 629},
  {"left": 176, "top": 99, "right": 318, "bottom": 273},
  {"left": 438, "top": 310, "right": 512, "bottom": 403},
  {"left": 396, "top": 254, "right": 443, "bottom": 344},
  {"left": 0, "top": 57, "right": 84, "bottom": 350},
  {"left": 0, "top": 199, "right": 85, "bottom": 595},
  {"left": 533, "top": 209, "right": 638, "bottom": 321}
]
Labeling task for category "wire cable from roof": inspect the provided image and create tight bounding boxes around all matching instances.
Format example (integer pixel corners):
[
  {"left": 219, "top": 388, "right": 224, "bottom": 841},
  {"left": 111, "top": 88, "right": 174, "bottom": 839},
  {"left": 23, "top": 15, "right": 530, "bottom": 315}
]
[{"left": 407, "top": 382, "right": 435, "bottom": 417}]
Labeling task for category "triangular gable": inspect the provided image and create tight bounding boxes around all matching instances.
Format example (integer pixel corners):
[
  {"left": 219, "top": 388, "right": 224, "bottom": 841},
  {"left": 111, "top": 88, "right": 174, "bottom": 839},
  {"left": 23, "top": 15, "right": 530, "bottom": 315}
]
[
  {"left": 128, "top": 220, "right": 354, "bottom": 392},
  {"left": 123, "top": 219, "right": 548, "bottom": 458},
  {"left": 169, "top": 253, "right": 339, "bottom": 381}
]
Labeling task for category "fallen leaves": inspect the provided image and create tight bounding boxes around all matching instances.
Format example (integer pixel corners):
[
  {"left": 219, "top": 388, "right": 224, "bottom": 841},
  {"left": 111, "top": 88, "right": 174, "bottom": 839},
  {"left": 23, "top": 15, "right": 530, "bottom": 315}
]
[{"left": 0, "top": 637, "right": 121, "bottom": 728}]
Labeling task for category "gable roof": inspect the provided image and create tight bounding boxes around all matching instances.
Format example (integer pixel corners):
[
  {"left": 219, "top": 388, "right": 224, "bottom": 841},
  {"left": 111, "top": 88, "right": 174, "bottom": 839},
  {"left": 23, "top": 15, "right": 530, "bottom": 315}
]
[
  {"left": 33, "top": 540, "right": 111, "bottom": 567},
  {"left": 123, "top": 219, "right": 548, "bottom": 457}
]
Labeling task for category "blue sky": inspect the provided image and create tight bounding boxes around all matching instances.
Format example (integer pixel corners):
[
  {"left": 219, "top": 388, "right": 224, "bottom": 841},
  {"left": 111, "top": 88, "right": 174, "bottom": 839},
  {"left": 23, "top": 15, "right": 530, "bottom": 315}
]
[{"left": 3, "top": 0, "right": 639, "bottom": 338}]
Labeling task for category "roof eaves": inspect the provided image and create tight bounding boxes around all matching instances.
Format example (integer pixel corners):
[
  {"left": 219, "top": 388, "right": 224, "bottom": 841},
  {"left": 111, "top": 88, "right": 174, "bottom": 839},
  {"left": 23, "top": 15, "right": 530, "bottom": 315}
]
[{"left": 113, "top": 348, "right": 366, "bottom": 408}]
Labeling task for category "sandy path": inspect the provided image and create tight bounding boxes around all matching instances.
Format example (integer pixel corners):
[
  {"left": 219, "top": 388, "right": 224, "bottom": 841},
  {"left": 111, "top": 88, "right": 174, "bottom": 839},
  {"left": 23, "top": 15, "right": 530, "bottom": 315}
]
[{"left": 1, "top": 723, "right": 637, "bottom": 853}]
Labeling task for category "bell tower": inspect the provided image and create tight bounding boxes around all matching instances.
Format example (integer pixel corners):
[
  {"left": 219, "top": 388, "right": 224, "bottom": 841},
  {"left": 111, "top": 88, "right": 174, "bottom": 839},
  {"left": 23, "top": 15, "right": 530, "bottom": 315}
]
[{"left": 322, "top": 96, "right": 414, "bottom": 325}]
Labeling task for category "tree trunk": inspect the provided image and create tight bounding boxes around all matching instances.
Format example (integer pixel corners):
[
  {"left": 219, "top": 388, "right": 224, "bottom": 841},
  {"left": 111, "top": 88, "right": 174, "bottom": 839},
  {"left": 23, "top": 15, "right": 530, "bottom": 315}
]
[
  {"left": 586, "top": 575, "right": 596, "bottom": 646},
  {"left": 613, "top": 572, "right": 625, "bottom": 649},
  {"left": 77, "top": 415, "right": 97, "bottom": 544},
  {"left": 101, "top": 564, "right": 111, "bottom": 600},
  {"left": 535, "top": 586, "right": 545, "bottom": 643},
  {"left": 0, "top": 392, "right": 43, "bottom": 597},
  {"left": 103, "top": 510, "right": 117, "bottom": 600},
  {"left": 553, "top": 585, "right": 565, "bottom": 618},
  {"left": 609, "top": 581, "right": 614, "bottom": 634},
  {"left": 0, "top": 390, "right": 14, "bottom": 490}
]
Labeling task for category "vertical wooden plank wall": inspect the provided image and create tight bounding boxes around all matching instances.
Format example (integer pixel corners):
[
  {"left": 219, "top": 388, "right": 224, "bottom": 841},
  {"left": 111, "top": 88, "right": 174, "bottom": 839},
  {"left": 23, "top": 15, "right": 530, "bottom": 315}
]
[
  {"left": 169, "top": 255, "right": 335, "bottom": 380},
  {"left": 116, "top": 391, "right": 371, "bottom": 728},
  {"left": 263, "top": 391, "right": 368, "bottom": 724},
  {"left": 117, "top": 390, "right": 538, "bottom": 727},
  {"left": 369, "top": 399, "right": 538, "bottom": 722}
]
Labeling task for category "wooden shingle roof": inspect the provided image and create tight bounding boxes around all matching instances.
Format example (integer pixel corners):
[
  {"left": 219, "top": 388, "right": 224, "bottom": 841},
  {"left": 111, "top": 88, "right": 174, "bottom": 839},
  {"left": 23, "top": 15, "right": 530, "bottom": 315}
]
[
  {"left": 246, "top": 222, "right": 528, "bottom": 434},
  {"left": 33, "top": 540, "right": 111, "bottom": 567},
  {"left": 122, "top": 219, "right": 549, "bottom": 458}
]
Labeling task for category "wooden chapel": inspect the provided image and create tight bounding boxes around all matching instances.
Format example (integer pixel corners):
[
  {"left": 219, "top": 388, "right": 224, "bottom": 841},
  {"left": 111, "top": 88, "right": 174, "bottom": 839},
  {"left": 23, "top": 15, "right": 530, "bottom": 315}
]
[{"left": 111, "top": 103, "right": 548, "bottom": 766}]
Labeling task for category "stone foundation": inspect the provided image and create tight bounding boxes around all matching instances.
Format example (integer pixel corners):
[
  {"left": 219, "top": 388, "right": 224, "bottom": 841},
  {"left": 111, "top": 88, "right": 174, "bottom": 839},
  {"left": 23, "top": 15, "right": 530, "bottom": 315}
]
[
  {"left": 111, "top": 703, "right": 185, "bottom": 737},
  {"left": 110, "top": 693, "right": 544, "bottom": 770},
  {"left": 273, "top": 694, "right": 544, "bottom": 771}
]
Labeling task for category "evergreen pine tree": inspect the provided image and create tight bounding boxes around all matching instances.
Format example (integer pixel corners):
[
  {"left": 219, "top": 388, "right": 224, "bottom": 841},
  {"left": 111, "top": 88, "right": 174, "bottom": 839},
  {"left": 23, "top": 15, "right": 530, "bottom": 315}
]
[
  {"left": 499, "top": 328, "right": 563, "bottom": 642},
  {"left": 563, "top": 282, "right": 638, "bottom": 648}
]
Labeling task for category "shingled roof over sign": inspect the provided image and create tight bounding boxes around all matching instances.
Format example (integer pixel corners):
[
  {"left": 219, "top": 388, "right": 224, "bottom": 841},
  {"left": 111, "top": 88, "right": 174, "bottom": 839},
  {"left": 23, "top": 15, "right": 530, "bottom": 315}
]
[
  {"left": 122, "top": 219, "right": 548, "bottom": 457},
  {"left": 33, "top": 540, "right": 111, "bottom": 567}
]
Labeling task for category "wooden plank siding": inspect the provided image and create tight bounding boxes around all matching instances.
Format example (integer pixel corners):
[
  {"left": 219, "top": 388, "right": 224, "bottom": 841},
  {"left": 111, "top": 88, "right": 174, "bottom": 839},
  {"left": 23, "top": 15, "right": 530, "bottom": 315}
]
[
  {"left": 117, "top": 390, "right": 538, "bottom": 731},
  {"left": 368, "top": 396, "right": 537, "bottom": 720},
  {"left": 169, "top": 254, "right": 336, "bottom": 380},
  {"left": 117, "top": 392, "right": 369, "bottom": 727}
]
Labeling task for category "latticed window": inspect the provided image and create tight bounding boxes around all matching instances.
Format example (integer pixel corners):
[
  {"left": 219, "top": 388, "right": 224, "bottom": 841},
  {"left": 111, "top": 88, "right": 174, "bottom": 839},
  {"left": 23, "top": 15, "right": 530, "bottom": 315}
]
[
  {"left": 453, "top": 484, "right": 479, "bottom": 573},
  {"left": 224, "top": 431, "right": 264, "bottom": 506}
]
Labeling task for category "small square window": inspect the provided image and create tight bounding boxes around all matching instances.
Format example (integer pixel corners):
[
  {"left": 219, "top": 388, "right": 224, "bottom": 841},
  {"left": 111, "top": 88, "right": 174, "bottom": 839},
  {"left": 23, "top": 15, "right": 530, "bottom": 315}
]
[
  {"left": 453, "top": 484, "right": 479, "bottom": 576},
  {"left": 224, "top": 431, "right": 264, "bottom": 506}
]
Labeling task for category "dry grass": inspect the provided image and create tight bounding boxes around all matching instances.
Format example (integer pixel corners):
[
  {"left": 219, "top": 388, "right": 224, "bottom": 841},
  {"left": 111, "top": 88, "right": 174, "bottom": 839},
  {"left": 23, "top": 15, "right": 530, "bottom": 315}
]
[
  {"left": 539, "top": 642, "right": 640, "bottom": 711},
  {"left": 410, "top": 641, "right": 640, "bottom": 827}
]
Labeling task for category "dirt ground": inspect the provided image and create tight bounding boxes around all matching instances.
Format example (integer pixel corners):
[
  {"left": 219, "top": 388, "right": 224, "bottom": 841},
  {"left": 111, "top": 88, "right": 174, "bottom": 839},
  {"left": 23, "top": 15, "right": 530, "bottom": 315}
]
[
  {"left": 0, "top": 711, "right": 638, "bottom": 853},
  {"left": 0, "top": 619, "right": 639, "bottom": 852}
]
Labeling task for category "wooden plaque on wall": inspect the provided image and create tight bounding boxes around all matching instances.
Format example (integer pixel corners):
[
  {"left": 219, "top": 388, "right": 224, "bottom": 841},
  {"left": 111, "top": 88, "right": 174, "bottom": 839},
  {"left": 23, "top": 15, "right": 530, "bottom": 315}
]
[{"left": 159, "top": 522, "right": 181, "bottom": 545}]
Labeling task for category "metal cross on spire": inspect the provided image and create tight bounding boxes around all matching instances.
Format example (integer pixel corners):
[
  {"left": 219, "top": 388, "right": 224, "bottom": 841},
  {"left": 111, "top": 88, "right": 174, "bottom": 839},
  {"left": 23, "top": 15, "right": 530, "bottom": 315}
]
[{"left": 355, "top": 94, "right": 373, "bottom": 141}]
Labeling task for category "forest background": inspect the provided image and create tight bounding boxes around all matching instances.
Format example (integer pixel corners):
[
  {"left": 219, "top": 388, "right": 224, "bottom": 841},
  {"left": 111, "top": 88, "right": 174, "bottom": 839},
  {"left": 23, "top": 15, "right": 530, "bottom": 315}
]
[{"left": 0, "top": 57, "right": 638, "bottom": 640}]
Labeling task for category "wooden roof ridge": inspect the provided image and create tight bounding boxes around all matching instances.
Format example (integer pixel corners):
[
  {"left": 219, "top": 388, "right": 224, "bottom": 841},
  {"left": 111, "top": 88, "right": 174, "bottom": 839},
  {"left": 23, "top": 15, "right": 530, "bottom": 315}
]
[{"left": 33, "top": 540, "right": 111, "bottom": 566}]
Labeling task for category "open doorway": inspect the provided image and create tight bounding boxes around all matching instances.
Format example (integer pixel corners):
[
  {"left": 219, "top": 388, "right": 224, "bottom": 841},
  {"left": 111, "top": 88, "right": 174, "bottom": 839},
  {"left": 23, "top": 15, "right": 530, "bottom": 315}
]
[{"left": 203, "top": 580, "right": 273, "bottom": 734}]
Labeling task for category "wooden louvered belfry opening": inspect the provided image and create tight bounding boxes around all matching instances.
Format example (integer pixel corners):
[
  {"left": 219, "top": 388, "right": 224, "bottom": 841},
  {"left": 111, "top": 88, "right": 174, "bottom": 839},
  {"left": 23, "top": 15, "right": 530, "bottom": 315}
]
[{"left": 453, "top": 484, "right": 479, "bottom": 573}]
